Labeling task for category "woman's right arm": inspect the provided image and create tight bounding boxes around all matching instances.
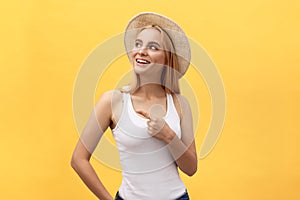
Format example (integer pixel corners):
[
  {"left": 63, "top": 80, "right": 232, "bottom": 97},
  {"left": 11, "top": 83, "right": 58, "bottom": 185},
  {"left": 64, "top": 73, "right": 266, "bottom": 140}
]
[{"left": 71, "top": 91, "right": 115, "bottom": 200}]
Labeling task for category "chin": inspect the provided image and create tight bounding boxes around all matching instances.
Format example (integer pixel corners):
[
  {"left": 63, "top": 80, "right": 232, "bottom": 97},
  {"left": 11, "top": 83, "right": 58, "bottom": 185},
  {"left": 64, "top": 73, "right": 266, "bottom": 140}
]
[{"left": 133, "top": 65, "right": 147, "bottom": 74}]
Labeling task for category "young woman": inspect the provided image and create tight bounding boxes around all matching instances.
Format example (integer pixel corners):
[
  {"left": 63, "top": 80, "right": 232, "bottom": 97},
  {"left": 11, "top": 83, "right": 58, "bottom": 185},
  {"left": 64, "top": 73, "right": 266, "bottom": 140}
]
[{"left": 71, "top": 12, "right": 197, "bottom": 200}]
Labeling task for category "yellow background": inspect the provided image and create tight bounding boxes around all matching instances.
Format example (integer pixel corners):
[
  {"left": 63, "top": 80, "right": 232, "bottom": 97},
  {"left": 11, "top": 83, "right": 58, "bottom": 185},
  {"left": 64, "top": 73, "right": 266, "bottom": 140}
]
[{"left": 1, "top": 0, "right": 299, "bottom": 199}]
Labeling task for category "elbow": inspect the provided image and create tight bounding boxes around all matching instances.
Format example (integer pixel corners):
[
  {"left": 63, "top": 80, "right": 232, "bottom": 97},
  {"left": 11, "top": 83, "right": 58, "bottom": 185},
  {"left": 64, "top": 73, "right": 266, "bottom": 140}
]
[
  {"left": 70, "top": 153, "right": 80, "bottom": 171},
  {"left": 70, "top": 152, "right": 91, "bottom": 172},
  {"left": 70, "top": 156, "right": 77, "bottom": 170},
  {"left": 186, "top": 162, "right": 198, "bottom": 177},
  {"left": 180, "top": 166, "right": 197, "bottom": 177},
  {"left": 70, "top": 147, "right": 92, "bottom": 172},
  {"left": 186, "top": 167, "right": 197, "bottom": 177}
]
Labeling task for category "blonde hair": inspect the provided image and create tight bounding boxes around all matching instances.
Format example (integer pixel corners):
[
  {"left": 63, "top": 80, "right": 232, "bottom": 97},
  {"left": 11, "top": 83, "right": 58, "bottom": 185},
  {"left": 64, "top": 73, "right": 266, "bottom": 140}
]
[{"left": 122, "top": 25, "right": 181, "bottom": 94}]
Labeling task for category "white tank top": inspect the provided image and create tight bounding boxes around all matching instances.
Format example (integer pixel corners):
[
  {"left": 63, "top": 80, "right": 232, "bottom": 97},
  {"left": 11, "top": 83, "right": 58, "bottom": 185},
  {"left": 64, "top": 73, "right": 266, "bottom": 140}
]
[{"left": 112, "top": 92, "right": 186, "bottom": 200}]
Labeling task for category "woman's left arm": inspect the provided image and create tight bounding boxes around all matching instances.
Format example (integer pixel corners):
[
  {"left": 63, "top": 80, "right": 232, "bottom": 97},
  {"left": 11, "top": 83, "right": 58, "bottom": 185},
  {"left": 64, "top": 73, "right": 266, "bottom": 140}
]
[{"left": 164, "top": 95, "right": 198, "bottom": 176}]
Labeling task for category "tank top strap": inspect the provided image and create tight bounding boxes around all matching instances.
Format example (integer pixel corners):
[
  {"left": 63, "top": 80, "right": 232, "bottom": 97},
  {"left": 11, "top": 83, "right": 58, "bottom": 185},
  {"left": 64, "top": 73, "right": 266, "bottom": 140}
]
[
  {"left": 119, "top": 85, "right": 133, "bottom": 106},
  {"left": 122, "top": 91, "right": 130, "bottom": 104},
  {"left": 166, "top": 93, "right": 180, "bottom": 121}
]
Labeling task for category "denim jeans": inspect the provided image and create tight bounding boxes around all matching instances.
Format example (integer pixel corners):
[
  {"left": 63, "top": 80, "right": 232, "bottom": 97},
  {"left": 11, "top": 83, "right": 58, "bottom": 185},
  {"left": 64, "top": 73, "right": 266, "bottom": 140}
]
[{"left": 114, "top": 190, "right": 190, "bottom": 200}]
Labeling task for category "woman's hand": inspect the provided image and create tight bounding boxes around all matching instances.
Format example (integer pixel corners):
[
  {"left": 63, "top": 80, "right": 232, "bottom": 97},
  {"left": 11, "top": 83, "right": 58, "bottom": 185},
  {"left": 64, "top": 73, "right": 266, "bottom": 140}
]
[{"left": 136, "top": 110, "right": 175, "bottom": 144}]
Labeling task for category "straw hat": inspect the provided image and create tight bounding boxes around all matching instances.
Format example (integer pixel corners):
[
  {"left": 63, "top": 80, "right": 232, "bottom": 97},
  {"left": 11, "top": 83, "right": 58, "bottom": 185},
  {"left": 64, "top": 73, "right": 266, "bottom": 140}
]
[{"left": 124, "top": 12, "right": 191, "bottom": 78}]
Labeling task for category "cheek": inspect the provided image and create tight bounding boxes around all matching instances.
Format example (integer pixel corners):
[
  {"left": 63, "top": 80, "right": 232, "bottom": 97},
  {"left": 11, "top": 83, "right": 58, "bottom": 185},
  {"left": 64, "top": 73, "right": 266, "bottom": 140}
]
[
  {"left": 130, "top": 50, "right": 137, "bottom": 57},
  {"left": 130, "top": 51, "right": 137, "bottom": 61},
  {"left": 152, "top": 53, "right": 166, "bottom": 64}
]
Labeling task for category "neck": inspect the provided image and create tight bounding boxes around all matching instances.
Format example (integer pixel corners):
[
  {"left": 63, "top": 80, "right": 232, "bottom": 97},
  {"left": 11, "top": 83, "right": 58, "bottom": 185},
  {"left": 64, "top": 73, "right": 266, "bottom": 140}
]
[
  {"left": 133, "top": 83, "right": 166, "bottom": 99},
  {"left": 138, "top": 72, "right": 162, "bottom": 86}
]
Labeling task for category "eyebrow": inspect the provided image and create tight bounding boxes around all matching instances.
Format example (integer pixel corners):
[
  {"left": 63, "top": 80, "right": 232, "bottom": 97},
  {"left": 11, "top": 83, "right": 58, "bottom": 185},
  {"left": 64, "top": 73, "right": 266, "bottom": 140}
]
[{"left": 135, "top": 39, "right": 161, "bottom": 47}]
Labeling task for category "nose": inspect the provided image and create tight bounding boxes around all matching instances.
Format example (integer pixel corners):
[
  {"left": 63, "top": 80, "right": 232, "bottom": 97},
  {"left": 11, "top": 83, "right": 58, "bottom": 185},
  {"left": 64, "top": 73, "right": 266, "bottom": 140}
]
[{"left": 138, "top": 46, "right": 148, "bottom": 55}]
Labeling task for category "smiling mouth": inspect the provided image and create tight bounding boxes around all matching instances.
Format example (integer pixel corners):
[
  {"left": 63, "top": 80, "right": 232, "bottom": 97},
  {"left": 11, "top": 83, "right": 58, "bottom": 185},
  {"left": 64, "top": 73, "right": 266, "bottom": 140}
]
[{"left": 136, "top": 58, "right": 151, "bottom": 64}]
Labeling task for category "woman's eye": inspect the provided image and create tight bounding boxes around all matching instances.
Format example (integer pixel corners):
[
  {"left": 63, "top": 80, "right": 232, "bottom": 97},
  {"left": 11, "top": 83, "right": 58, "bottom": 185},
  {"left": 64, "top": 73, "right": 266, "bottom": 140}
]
[
  {"left": 135, "top": 42, "right": 142, "bottom": 48},
  {"left": 149, "top": 45, "right": 158, "bottom": 50}
]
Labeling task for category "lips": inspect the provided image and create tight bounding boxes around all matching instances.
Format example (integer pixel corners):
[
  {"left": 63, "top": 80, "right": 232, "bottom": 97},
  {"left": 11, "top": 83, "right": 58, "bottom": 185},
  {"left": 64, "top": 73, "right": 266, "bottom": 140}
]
[{"left": 136, "top": 58, "right": 151, "bottom": 64}]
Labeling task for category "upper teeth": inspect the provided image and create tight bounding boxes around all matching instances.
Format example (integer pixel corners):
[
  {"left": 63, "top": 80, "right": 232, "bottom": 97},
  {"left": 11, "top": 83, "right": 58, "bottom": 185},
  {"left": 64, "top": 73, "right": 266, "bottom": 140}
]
[{"left": 136, "top": 59, "right": 150, "bottom": 64}]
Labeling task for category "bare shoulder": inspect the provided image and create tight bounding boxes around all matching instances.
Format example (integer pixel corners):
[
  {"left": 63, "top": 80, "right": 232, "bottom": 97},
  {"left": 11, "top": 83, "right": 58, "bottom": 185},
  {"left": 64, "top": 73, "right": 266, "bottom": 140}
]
[
  {"left": 94, "top": 89, "right": 123, "bottom": 116},
  {"left": 94, "top": 89, "right": 124, "bottom": 129},
  {"left": 171, "top": 93, "right": 191, "bottom": 120},
  {"left": 95, "top": 89, "right": 122, "bottom": 105},
  {"left": 172, "top": 93, "right": 189, "bottom": 104}
]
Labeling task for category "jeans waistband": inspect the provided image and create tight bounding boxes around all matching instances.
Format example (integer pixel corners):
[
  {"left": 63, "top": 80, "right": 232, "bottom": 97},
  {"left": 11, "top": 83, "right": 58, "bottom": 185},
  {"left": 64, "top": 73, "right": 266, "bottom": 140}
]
[{"left": 114, "top": 189, "right": 189, "bottom": 200}]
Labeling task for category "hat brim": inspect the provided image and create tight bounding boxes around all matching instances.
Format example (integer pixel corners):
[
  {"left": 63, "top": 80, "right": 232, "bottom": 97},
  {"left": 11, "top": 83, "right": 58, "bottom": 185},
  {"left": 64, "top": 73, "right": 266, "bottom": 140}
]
[{"left": 124, "top": 12, "right": 191, "bottom": 78}]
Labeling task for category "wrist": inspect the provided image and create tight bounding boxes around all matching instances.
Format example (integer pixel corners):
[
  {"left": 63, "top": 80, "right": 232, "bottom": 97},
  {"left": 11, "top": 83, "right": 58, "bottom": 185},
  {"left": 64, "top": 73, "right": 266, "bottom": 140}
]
[{"left": 164, "top": 128, "right": 176, "bottom": 144}]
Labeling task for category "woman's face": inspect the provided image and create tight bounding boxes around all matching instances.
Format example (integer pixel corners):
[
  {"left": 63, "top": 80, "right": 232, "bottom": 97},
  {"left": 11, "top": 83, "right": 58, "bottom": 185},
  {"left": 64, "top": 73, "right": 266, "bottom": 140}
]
[{"left": 131, "top": 28, "right": 166, "bottom": 77}]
